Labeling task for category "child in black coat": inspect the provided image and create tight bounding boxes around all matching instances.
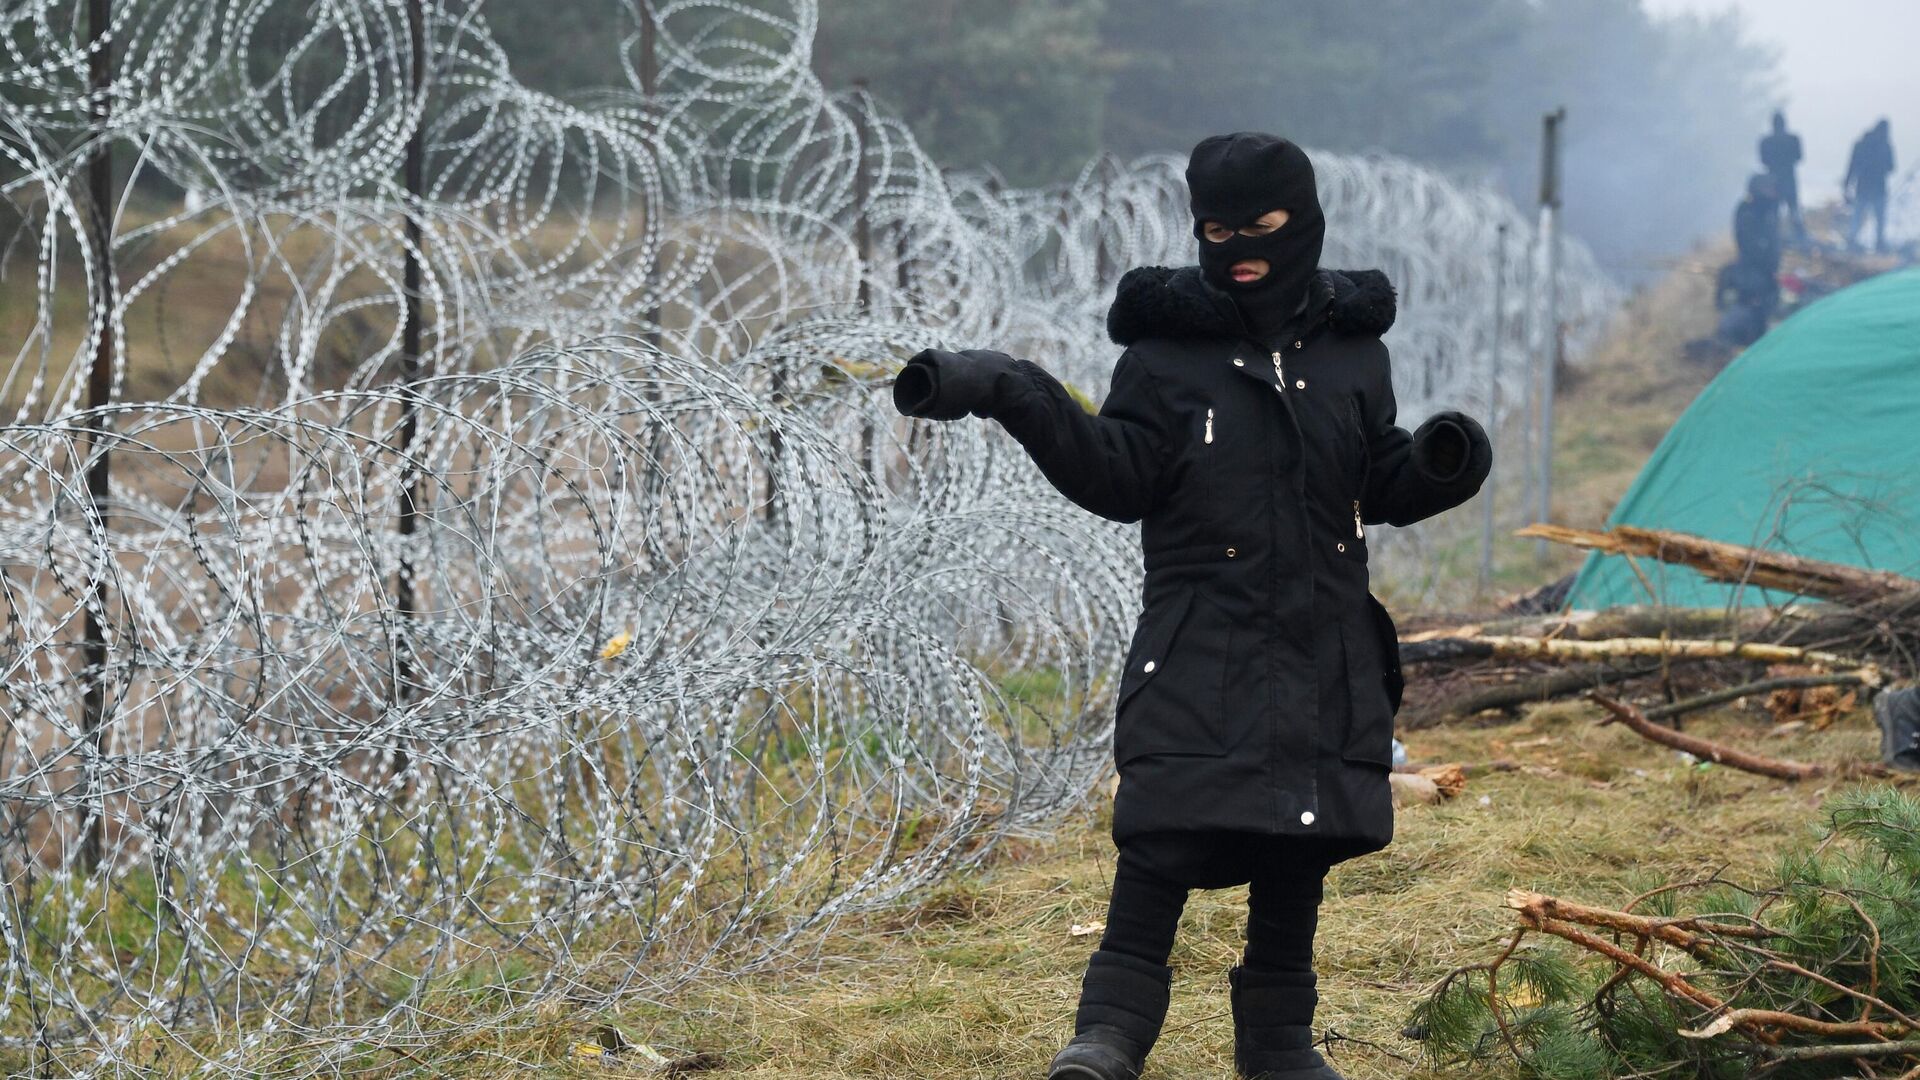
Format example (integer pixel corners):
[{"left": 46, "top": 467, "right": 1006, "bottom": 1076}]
[{"left": 893, "top": 132, "right": 1492, "bottom": 1080}]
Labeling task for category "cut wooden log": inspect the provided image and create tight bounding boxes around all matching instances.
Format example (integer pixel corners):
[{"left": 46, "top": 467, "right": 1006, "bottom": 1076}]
[
  {"left": 1401, "top": 608, "right": 1782, "bottom": 650},
  {"left": 1404, "top": 634, "right": 1866, "bottom": 670},
  {"left": 1551, "top": 606, "right": 1773, "bottom": 642},
  {"left": 1390, "top": 771, "right": 1443, "bottom": 806},
  {"left": 1518, "top": 523, "right": 1920, "bottom": 607},
  {"left": 1416, "top": 762, "right": 1468, "bottom": 797}
]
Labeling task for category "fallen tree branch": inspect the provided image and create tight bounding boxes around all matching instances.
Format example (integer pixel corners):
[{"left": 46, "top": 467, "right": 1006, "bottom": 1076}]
[
  {"left": 1756, "top": 1038, "right": 1920, "bottom": 1064},
  {"left": 1505, "top": 904, "right": 1729, "bottom": 1013},
  {"left": 1642, "top": 671, "right": 1881, "bottom": 724},
  {"left": 1518, "top": 523, "right": 1920, "bottom": 607},
  {"left": 1433, "top": 662, "right": 1663, "bottom": 720},
  {"left": 1405, "top": 607, "right": 1765, "bottom": 644},
  {"left": 1511, "top": 894, "right": 1911, "bottom": 1045},
  {"left": 1397, "top": 760, "right": 1521, "bottom": 778},
  {"left": 1680, "top": 1008, "right": 1911, "bottom": 1043},
  {"left": 1590, "top": 693, "right": 1893, "bottom": 781},
  {"left": 1758, "top": 958, "right": 1920, "bottom": 1033},
  {"left": 1508, "top": 889, "right": 1776, "bottom": 953},
  {"left": 1405, "top": 634, "right": 1864, "bottom": 669},
  {"left": 1555, "top": 606, "right": 1773, "bottom": 642},
  {"left": 1420, "top": 793, "right": 1920, "bottom": 1077}
]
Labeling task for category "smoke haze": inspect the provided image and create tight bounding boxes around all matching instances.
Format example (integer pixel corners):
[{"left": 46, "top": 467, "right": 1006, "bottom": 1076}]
[{"left": 1644, "top": 0, "right": 1919, "bottom": 204}]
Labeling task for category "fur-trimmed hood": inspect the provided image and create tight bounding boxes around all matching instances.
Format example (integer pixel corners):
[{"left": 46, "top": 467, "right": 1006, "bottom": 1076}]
[{"left": 1105, "top": 265, "right": 1396, "bottom": 346}]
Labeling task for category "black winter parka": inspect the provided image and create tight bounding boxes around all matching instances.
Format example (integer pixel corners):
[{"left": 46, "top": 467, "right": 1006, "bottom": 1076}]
[{"left": 893, "top": 265, "right": 1492, "bottom": 864}]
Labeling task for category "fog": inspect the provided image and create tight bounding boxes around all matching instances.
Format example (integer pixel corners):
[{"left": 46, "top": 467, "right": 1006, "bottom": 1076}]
[
  {"left": 1645, "top": 0, "right": 1920, "bottom": 203},
  {"left": 810, "top": 0, "right": 1797, "bottom": 280},
  {"left": 476, "top": 1, "right": 1918, "bottom": 276}
]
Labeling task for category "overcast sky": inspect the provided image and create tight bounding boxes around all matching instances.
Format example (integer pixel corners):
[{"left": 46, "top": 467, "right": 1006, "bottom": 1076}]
[{"left": 1642, "top": 0, "right": 1916, "bottom": 202}]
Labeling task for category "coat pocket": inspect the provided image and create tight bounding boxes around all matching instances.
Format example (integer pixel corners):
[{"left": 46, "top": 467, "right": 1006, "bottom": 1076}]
[
  {"left": 1114, "top": 585, "right": 1229, "bottom": 766},
  {"left": 1367, "top": 592, "right": 1405, "bottom": 715},
  {"left": 1339, "top": 600, "right": 1400, "bottom": 769}
]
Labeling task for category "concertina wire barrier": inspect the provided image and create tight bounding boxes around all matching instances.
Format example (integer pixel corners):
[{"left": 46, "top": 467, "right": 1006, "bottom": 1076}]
[{"left": 0, "top": 0, "right": 1618, "bottom": 1070}]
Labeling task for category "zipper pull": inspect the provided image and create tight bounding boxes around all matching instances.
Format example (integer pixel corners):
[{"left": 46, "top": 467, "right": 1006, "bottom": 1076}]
[
  {"left": 1204, "top": 407, "right": 1214, "bottom": 444},
  {"left": 1270, "top": 350, "right": 1285, "bottom": 392},
  {"left": 1353, "top": 499, "right": 1365, "bottom": 539}
]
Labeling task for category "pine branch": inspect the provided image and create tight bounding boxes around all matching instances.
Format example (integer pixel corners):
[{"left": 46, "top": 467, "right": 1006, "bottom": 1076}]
[{"left": 1422, "top": 790, "right": 1920, "bottom": 1077}]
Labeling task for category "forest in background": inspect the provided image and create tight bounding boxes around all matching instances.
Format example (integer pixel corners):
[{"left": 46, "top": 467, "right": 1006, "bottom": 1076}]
[{"left": 485, "top": 0, "right": 1780, "bottom": 278}]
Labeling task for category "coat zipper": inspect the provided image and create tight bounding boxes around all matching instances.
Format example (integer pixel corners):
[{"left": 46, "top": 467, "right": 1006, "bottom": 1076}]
[
  {"left": 1268, "top": 346, "right": 1293, "bottom": 829},
  {"left": 1205, "top": 407, "right": 1214, "bottom": 443},
  {"left": 1353, "top": 499, "right": 1365, "bottom": 539}
]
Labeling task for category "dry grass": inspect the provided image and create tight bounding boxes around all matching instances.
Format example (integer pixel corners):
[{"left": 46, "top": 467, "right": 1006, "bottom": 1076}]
[
  {"left": 138, "top": 701, "right": 1903, "bottom": 1076},
  {"left": 542, "top": 706, "right": 1897, "bottom": 1080},
  {"left": 44, "top": 226, "right": 1914, "bottom": 1076}
]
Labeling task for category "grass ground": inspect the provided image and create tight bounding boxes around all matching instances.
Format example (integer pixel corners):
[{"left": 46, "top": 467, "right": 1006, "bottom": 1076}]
[
  {"left": 561, "top": 709, "right": 1895, "bottom": 1079},
  {"left": 547, "top": 242, "right": 1910, "bottom": 1079},
  {"left": 36, "top": 219, "right": 1911, "bottom": 1075}
]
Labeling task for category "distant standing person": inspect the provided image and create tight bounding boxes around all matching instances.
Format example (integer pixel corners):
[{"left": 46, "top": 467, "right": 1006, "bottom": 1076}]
[
  {"left": 1844, "top": 119, "right": 1896, "bottom": 254},
  {"left": 1734, "top": 174, "right": 1783, "bottom": 279},
  {"left": 1716, "top": 174, "right": 1781, "bottom": 346},
  {"left": 1758, "top": 110, "right": 1806, "bottom": 245}
]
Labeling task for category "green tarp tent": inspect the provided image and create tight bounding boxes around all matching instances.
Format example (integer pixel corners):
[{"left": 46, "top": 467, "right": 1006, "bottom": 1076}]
[{"left": 1566, "top": 266, "right": 1920, "bottom": 610}]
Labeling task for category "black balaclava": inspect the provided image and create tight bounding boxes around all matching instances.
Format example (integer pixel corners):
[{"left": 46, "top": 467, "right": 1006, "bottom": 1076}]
[{"left": 1186, "top": 132, "right": 1326, "bottom": 340}]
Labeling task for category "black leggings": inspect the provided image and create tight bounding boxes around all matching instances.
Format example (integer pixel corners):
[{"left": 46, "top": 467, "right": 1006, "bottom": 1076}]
[{"left": 1098, "top": 830, "right": 1331, "bottom": 972}]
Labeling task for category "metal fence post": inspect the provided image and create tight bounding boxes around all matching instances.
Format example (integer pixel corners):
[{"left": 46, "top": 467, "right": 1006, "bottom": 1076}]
[
  {"left": 850, "top": 78, "right": 875, "bottom": 489},
  {"left": 1535, "top": 106, "right": 1565, "bottom": 561},
  {"left": 392, "top": 0, "right": 427, "bottom": 761},
  {"left": 78, "top": 0, "right": 116, "bottom": 873},
  {"left": 1479, "top": 223, "right": 1508, "bottom": 593}
]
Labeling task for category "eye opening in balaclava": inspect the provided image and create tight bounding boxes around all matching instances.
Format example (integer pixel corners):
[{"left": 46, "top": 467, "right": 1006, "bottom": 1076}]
[
  {"left": 1186, "top": 131, "right": 1327, "bottom": 325},
  {"left": 1200, "top": 213, "right": 1290, "bottom": 242}
]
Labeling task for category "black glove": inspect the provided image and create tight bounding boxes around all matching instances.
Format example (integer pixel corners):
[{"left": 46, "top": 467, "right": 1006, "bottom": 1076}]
[
  {"left": 1410, "top": 410, "right": 1491, "bottom": 484},
  {"left": 891, "top": 348, "right": 1017, "bottom": 420}
]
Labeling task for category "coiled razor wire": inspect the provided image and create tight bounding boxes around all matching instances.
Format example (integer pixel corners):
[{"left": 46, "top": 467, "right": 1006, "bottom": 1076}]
[{"left": 0, "top": 0, "right": 1619, "bottom": 1072}]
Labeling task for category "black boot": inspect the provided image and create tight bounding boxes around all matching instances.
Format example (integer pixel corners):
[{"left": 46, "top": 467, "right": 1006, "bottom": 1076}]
[
  {"left": 1046, "top": 949, "right": 1173, "bottom": 1080},
  {"left": 1228, "top": 965, "right": 1345, "bottom": 1080}
]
